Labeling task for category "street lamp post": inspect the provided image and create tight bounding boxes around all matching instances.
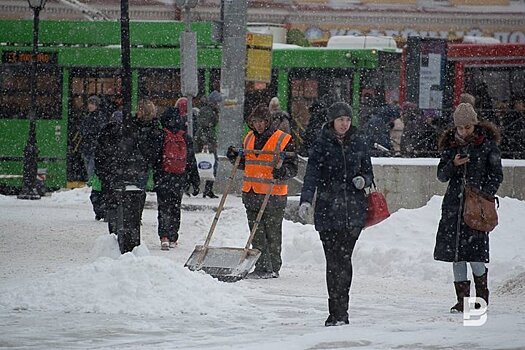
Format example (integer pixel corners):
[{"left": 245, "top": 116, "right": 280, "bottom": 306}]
[{"left": 18, "top": 0, "right": 47, "bottom": 200}]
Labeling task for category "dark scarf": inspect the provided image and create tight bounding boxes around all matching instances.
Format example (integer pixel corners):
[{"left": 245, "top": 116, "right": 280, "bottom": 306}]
[{"left": 454, "top": 130, "right": 484, "bottom": 148}]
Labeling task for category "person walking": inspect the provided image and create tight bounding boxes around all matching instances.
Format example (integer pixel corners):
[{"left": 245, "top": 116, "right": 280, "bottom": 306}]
[
  {"left": 227, "top": 104, "right": 298, "bottom": 279},
  {"left": 500, "top": 96, "right": 525, "bottom": 159},
  {"left": 361, "top": 104, "right": 400, "bottom": 156},
  {"left": 268, "top": 97, "right": 291, "bottom": 134},
  {"left": 195, "top": 91, "right": 222, "bottom": 198},
  {"left": 298, "top": 101, "right": 374, "bottom": 327},
  {"left": 433, "top": 102, "right": 503, "bottom": 313},
  {"left": 153, "top": 106, "right": 200, "bottom": 250},
  {"left": 95, "top": 111, "right": 148, "bottom": 253},
  {"left": 80, "top": 95, "right": 108, "bottom": 221},
  {"left": 135, "top": 99, "right": 159, "bottom": 218}
]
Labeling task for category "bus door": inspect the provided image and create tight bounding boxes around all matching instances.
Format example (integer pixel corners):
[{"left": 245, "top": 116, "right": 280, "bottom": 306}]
[
  {"left": 288, "top": 68, "right": 353, "bottom": 148},
  {"left": 68, "top": 68, "right": 121, "bottom": 185}
]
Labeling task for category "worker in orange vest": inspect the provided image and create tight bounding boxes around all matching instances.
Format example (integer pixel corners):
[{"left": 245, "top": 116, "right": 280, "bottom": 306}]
[{"left": 227, "top": 104, "right": 298, "bottom": 279}]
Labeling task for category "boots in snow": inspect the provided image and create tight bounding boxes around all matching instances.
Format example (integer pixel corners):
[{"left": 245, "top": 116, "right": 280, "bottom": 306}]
[
  {"left": 203, "top": 181, "right": 218, "bottom": 198},
  {"left": 473, "top": 268, "right": 489, "bottom": 306},
  {"left": 325, "top": 298, "right": 349, "bottom": 326},
  {"left": 451, "top": 280, "right": 471, "bottom": 313},
  {"left": 160, "top": 237, "right": 170, "bottom": 251}
]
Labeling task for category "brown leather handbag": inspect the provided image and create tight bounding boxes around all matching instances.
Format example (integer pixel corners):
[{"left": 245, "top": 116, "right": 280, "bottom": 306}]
[{"left": 463, "top": 185, "right": 499, "bottom": 232}]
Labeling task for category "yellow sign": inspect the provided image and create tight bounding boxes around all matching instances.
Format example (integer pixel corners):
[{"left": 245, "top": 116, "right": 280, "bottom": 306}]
[{"left": 246, "top": 32, "right": 273, "bottom": 83}]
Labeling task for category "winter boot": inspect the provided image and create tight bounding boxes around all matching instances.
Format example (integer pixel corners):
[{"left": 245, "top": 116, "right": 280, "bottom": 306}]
[
  {"left": 473, "top": 268, "right": 489, "bottom": 306},
  {"left": 203, "top": 181, "right": 218, "bottom": 198},
  {"left": 325, "top": 298, "right": 349, "bottom": 326},
  {"left": 160, "top": 237, "right": 170, "bottom": 251},
  {"left": 451, "top": 281, "right": 471, "bottom": 313}
]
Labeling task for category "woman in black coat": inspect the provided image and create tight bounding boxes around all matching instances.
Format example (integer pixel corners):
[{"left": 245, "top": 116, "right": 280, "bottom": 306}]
[
  {"left": 152, "top": 106, "right": 200, "bottom": 250},
  {"left": 299, "top": 102, "right": 374, "bottom": 327},
  {"left": 434, "top": 103, "right": 503, "bottom": 313}
]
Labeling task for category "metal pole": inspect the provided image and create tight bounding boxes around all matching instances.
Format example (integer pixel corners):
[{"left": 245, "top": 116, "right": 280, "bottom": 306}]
[
  {"left": 184, "top": 5, "right": 193, "bottom": 137},
  {"left": 217, "top": 0, "right": 247, "bottom": 156},
  {"left": 18, "top": 5, "right": 41, "bottom": 200},
  {"left": 121, "top": 0, "right": 132, "bottom": 136},
  {"left": 116, "top": 0, "right": 132, "bottom": 252}
]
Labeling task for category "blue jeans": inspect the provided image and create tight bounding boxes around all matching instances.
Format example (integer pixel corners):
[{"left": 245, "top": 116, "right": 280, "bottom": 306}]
[
  {"left": 82, "top": 153, "right": 96, "bottom": 179},
  {"left": 453, "top": 261, "right": 486, "bottom": 282}
]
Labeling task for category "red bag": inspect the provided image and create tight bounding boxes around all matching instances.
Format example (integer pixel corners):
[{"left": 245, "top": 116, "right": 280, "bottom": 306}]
[
  {"left": 162, "top": 128, "right": 187, "bottom": 174},
  {"left": 365, "top": 185, "right": 390, "bottom": 228}
]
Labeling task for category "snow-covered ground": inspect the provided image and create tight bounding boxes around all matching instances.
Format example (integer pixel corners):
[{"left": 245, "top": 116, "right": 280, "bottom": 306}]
[{"left": 1, "top": 188, "right": 524, "bottom": 349}]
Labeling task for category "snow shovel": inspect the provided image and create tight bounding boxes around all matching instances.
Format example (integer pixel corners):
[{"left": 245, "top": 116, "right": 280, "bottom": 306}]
[{"left": 184, "top": 153, "right": 262, "bottom": 282}]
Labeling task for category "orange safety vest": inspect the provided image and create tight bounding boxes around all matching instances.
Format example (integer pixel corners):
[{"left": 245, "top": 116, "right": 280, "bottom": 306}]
[{"left": 242, "top": 129, "right": 291, "bottom": 196}]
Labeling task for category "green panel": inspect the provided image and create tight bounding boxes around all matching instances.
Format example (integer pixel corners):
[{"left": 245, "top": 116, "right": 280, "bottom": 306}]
[
  {"left": 133, "top": 48, "right": 181, "bottom": 67},
  {"left": 0, "top": 120, "right": 27, "bottom": 156},
  {"left": 0, "top": 119, "right": 67, "bottom": 188},
  {"left": 59, "top": 48, "right": 122, "bottom": 67},
  {"left": 272, "top": 48, "right": 380, "bottom": 69},
  {"left": 276, "top": 70, "right": 289, "bottom": 111},
  {"left": 0, "top": 20, "right": 216, "bottom": 47},
  {"left": 197, "top": 49, "right": 222, "bottom": 68},
  {"left": 130, "top": 21, "right": 216, "bottom": 47}
]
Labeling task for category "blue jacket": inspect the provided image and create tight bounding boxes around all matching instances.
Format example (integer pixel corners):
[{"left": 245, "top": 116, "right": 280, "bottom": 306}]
[{"left": 300, "top": 124, "right": 374, "bottom": 232}]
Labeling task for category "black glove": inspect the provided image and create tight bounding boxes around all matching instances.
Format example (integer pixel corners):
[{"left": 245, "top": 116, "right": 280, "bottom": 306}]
[
  {"left": 192, "top": 184, "right": 200, "bottom": 196},
  {"left": 183, "top": 183, "right": 191, "bottom": 197},
  {"left": 272, "top": 166, "right": 287, "bottom": 180},
  {"left": 226, "top": 146, "right": 239, "bottom": 162}
]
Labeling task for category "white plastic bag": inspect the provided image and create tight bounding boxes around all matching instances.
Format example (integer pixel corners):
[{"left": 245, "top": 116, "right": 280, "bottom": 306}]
[{"left": 195, "top": 151, "right": 215, "bottom": 181}]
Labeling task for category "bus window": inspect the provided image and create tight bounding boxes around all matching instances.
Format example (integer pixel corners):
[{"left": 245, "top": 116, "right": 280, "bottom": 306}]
[
  {"left": 288, "top": 68, "right": 353, "bottom": 148},
  {"left": 138, "top": 69, "right": 181, "bottom": 117},
  {"left": 138, "top": 68, "right": 216, "bottom": 116},
  {"left": 0, "top": 64, "right": 61, "bottom": 119}
]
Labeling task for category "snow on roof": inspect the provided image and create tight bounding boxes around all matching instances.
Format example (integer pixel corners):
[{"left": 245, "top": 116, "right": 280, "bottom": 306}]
[
  {"left": 272, "top": 43, "right": 303, "bottom": 49},
  {"left": 327, "top": 35, "right": 397, "bottom": 50},
  {"left": 462, "top": 36, "right": 501, "bottom": 44}
]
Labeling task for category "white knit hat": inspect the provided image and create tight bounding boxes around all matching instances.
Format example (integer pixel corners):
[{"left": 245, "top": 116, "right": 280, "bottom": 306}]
[{"left": 453, "top": 103, "right": 479, "bottom": 127}]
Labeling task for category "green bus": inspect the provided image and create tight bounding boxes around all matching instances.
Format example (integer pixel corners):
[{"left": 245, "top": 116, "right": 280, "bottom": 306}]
[{"left": 0, "top": 19, "right": 400, "bottom": 193}]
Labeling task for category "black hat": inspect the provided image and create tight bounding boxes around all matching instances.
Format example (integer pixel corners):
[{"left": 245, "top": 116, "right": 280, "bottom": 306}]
[
  {"left": 327, "top": 102, "right": 352, "bottom": 121},
  {"left": 87, "top": 95, "right": 101, "bottom": 107}
]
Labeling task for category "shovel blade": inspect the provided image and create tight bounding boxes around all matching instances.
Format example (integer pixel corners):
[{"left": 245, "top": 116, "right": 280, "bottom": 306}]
[{"left": 184, "top": 245, "right": 261, "bottom": 282}]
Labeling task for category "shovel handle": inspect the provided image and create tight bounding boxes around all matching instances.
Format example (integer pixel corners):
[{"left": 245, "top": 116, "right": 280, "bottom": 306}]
[
  {"left": 196, "top": 154, "right": 242, "bottom": 266},
  {"left": 239, "top": 157, "right": 284, "bottom": 263}
]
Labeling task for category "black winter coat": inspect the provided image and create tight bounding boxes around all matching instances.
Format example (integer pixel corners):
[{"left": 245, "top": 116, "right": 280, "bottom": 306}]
[
  {"left": 300, "top": 124, "right": 374, "bottom": 232},
  {"left": 80, "top": 109, "right": 107, "bottom": 156},
  {"left": 433, "top": 122, "right": 503, "bottom": 263},
  {"left": 152, "top": 107, "right": 200, "bottom": 194},
  {"left": 95, "top": 121, "right": 148, "bottom": 192}
]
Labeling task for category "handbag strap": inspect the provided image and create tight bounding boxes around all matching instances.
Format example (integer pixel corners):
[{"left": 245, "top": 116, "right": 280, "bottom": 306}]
[{"left": 367, "top": 180, "right": 377, "bottom": 194}]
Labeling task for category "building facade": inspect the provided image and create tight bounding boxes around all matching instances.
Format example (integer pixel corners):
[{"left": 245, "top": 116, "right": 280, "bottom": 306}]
[{"left": 1, "top": 0, "right": 524, "bottom": 43}]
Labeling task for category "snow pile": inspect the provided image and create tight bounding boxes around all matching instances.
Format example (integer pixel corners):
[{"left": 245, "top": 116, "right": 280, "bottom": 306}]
[
  {"left": 496, "top": 272, "right": 525, "bottom": 296},
  {"left": 0, "top": 237, "right": 253, "bottom": 318},
  {"left": 50, "top": 186, "right": 92, "bottom": 204}
]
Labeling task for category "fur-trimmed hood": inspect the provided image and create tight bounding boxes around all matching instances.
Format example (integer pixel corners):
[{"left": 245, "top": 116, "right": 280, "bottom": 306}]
[{"left": 438, "top": 121, "right": 501, "bottom": 150}]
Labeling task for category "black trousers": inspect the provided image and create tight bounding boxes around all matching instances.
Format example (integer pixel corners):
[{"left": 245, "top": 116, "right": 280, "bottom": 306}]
[
  {"left": 157, "top": 190, "right": 183, "bottom": 242},
  {"left": 90, "top": 189, "right": 106, "bottom": 218},
  {"left": 106, "top": 188, "right": 145, "bottom": 254},
  {"left": 320, "top": 227, "right": 361, "bottom": 316}
]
